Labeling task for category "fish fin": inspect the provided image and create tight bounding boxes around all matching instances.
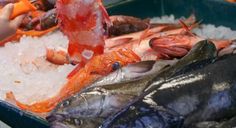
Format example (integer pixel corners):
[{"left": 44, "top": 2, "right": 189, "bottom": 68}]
[
  {"left": 178, "top": 19, "right": 202, "bottom": 37},
  {"left": 107, "top": 37, "right": 133, "bottom": 49},
  {"left": 99, "top": 2, "right": 112, "bottom": 27},
  {"left": 184, "top": 13, "right": 196, "bottom": 24},
  {"left": 178, "top": 19, "right": 195, "bottom": 36},
  {"left": 6, "top": 92, "right": 60, "bottom": 113},
  {"left": 138, "top": 23, "right": 152, "bottom": 45},
  {"left": 67, "top": 62, "right": 85, "bottom": 79}
]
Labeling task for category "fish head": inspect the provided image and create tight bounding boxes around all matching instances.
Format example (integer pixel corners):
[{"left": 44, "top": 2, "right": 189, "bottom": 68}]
[
  {"left": 47, "top": 92, "right": 106, "bottom": 128},
  {"left": 47, "top": 114, "right": 99, "bottom": 128},
  {"left": 149, "top": 34, "right": 197, "bottom": 59}
]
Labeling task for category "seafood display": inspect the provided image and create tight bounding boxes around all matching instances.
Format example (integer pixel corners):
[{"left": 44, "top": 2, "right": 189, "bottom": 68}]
[
  {"left": 47, "top": 40, "right": 217, "bottom": 128},
  {"left": 1, "top": 0, "right": 236, "bottom": 128}
]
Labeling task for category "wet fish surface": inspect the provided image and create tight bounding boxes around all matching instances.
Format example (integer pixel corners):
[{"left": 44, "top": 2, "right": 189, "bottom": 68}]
[
  {"left": 101, "top": 40, "right": 236, "bottom": 128},
  {"left": 103, "top": 52, "right": 236, "bottom": 128},
  {"left": 47, "top": 40, "right": 218, "bottom": 128},
  {"left": 47, "top": 60, "right": 176, "bottom": 128}
]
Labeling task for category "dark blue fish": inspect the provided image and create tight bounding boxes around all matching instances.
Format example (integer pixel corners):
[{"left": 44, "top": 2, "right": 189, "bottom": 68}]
[{"left": 102, "top": 48, "right": 236, "bottom": 128}]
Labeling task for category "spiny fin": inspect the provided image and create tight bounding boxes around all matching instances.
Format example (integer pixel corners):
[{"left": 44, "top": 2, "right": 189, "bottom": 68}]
[
  {"left": 99, "top": 1, "right": 112, "bottom": 27},
  {"left": 138, "top": 23, "right": 152, "bottom": 45},
  {"left": 67, "top": 62, "right": 85, "bottom": 79}
]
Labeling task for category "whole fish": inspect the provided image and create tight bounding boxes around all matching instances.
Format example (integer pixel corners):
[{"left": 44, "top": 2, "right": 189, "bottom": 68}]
[
  {"left": 149, "top": 31, "right": 232, "bottom": 59},
  {"left": 100, "top": 40, "right": 219, "bottom": 128},
  {"left": 86, "top": 59, "right": 177, "bottom": 89},
  {"left": 103, "top": 46, "right": 236, "bottom": 128},
  {"left": 47, "top": 40, "right": 217, "bottom": 128},
  {"left": 152, "top": 54, "right": 236, "bottom": 126},
  {"left": 46, "top": 60, "right": 177, "bottom": 128}
]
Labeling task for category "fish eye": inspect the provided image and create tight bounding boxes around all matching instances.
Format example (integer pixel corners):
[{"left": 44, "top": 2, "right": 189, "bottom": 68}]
[
  {"left": 66, "top": 118, "right": 82, "bottom": 126},
  {"left": 112, "top": 62, "right": 121, "bottom": 71},
  {"left": 61, "top": 100, "right": 70, "bottom": 107},
  {"left": 74, "top": 118, "right": 82, "bottom": 126}
]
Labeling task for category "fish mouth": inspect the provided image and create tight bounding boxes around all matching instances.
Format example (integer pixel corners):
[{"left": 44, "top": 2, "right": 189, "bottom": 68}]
[
  {"left": 47, "top": 114, "right": 71, "bottom": 128},
  {"left": 50, "top": 122, "right": 69, "bottom": 128},
  {"left": 46, "top": 113, "right": 66, "bottom": 123}
]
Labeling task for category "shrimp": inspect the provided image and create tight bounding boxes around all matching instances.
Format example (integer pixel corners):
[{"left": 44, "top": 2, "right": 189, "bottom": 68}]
[{"left": 6, "top": 48, "right": 140, "bottom": 113}]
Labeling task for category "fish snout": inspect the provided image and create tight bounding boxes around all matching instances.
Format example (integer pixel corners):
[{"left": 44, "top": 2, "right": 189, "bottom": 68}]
[
  {"left": 50, "top": 122, "right": 69, "bottom": 128},
  {"left": 46, "top": 113, "right": 66, "bottom": 123}
]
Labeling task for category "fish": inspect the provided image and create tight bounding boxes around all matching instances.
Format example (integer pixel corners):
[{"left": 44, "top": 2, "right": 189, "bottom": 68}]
[
  {"left": 108, "top": 15, "right": 150, "bottom": 37},
  {"left": 151, "top": 53, "right": 236, "bottom": 126},
  {"left": 149, "top": 22, "right": 232, "bottom": 59},
  {"left": 47, "top": 40, "right": 217, "bottom": 128},
  {"left": 100, "top": 40, "right": 218, "bottom": 128},
  {"left": 145, "top": 39, "right": 217, "bottom": 90},
  {"left": 105, "top": 48, "right": 236, "bottom": 127},
  {"left": 56, "top": 0, "right": 111, "bottom": 66},
  {"left": 105, "top": 15, "right": 198, "bottom": 61},
  {"left": 101, "top": 96, "right": 184, "bottom": 128},
  {"left": 86, "top": 59, "right": 177, "bottom": 89},
  {"left": 6, "top": 48, "right": 140, "bottom": 113},
  {"left": 106, "top": 17, "right": 231, "bottom": 62},
  {"left": 45, "top": 15, "right": 197, "bottom": 66},
  {"left": 46, "top": 59, "right": 178, "bottom": 128}
]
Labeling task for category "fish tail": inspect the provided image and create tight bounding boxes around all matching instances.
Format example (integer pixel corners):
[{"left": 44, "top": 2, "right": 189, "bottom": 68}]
[
  {"left": 6, "top": 92, "right": 60, "bottom": 113},
  {"left": 67, "top": 62, "right": 85, "bottom": 78},
  {"left": 5, "top": 69, "right": 98, "bottom": 113}
]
